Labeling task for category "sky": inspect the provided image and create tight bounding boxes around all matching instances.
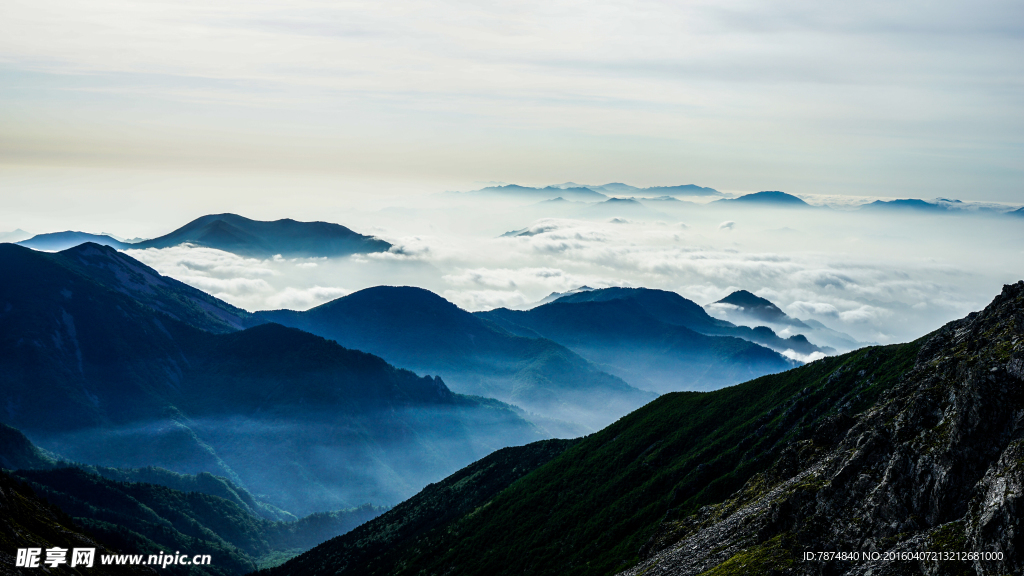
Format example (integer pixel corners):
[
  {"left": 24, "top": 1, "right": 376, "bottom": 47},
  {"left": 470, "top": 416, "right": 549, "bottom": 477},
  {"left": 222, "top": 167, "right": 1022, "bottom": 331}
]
[
  {"left": 1, "top": 0, "right": 1023, "bottom": 214},
  {"left": 1, "top": 0, "right": 1023, "bottom": 352}
]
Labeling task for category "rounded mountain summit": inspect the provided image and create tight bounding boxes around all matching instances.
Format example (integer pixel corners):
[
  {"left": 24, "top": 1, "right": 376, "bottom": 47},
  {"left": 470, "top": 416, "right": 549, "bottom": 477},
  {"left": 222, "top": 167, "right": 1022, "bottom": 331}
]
[{"left": 132, "top": 213, "right": 392, "bottom": 258}]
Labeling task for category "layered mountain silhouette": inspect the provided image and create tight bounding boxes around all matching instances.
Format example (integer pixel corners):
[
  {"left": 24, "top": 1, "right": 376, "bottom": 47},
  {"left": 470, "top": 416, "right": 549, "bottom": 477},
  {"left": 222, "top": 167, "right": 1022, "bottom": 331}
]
[
  {"left": 12, "top": 214, "right": 391, "bottom": 259},
  {"left": 467, "top": 183, "right": 721, "bottom": 202},
  {"left": 18, "top": 231, "right": 131, "bottom": 251},
  {"left": 470, "top": 185, "right": 609, "bottom": 202},
  {"left": 255, "top": 287, "right": 655, "bottom": 431},
  {"left": 264, "top": 281, "right": 1024, "bottom": 576},
  {"left": 0, "top": 243, "right": 540, "bottom": 514},
  {"left": 132, "top": 213, "right": 391, "bottom": 258},
  {"left": 499, "top": 286, "right": 830, "bottom": 362},
  {"left": 859, "top": 198, "right": 947, "bottom": 212},
  {"left": 549, "top": 182, "right": 721, "bottom": 197},
  {"left": 712, "top": 289, "right": 809, "bottom": 327},
  {"left": 1, "top": 421, "right": 293, "bottom": 522},
  {"left": 477, "top": 288, "right": 798, "bottom": 393},
  {"left": 0, "top": 422, "right": 389, "bottom": 574},
  {"left": 707, "top": 289, "right": 871, "bottom": 352}
]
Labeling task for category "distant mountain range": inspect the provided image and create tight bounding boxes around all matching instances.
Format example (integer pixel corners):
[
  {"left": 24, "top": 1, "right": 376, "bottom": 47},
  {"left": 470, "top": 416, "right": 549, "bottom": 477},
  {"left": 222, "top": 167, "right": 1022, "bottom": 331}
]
[
  {"left": 263, "top": 281, "right": 1024, "bottom": 576},
  {"left": 471, "top": 185, "right": 610, "bottom": 202},
  {"left": 131, "top": 213, "right": 391, "bottom": 258},
  {"left": 18, "top": 231, "right": 132, "bottom": 251},
  {"left": 14, "top": 213, "right": 391, "bottom": 258},
  {"left": 254, "top": 286, "right": 655, "bottom": 431},
  {"left": 706, "top": 289, "right": 872, "bottom": 352},
  {"left": 0, "top": 228, "right": 32, "bottom": 243},
  {"left": 711, "top": 190, "right": 811, "bottom": 207},
  {"left": 521, "top": 286, "right": 833, "bottom": 354},
  {"left": 857, "top": 197, "right": 1023, "bottom": 215},
  {"left": 859, "top": 198, "right": 948, "bottom": 212},
  {"left": 476, "top": 288, "right": 798, "bottom": 393},
  {"left": 467, "top": 183, "right": 721, "bottom": 202},
  {"left": 0, "top": 243, "right": 541, "bottom": 514}
]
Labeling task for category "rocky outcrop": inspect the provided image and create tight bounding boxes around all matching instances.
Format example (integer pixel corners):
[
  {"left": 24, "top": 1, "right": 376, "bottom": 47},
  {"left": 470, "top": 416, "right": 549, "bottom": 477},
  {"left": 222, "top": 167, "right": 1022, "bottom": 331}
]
[{"left": 622, "top": 281, "right": 1024, "bottom": 576}]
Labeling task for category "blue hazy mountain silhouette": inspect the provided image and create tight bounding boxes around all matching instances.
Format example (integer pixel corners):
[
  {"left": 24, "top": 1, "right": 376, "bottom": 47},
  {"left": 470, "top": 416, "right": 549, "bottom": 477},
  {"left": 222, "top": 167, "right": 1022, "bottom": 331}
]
[
  {"left": 471, "top": 184, "right": 609, "bottom": 202},
  {"left": 133, "top": 213, "right": 391, "bottom": 258},
  {"left": 712, "top": 191, "right": 810, "bottom": 206},
  {"left": 476, "top": 287, "right": 799, "bottom": 393},
  {"left": 714, "top": 289, "right": 808, "bottom": 328},
  {"left": 859, "top": 198, "right": 946, "bottom": 212},
  {"left": 18, "top": 231, "right": 130, "bottom": 251},
  {"left": 0, "top": 243, "right": 540, "bottom": 514},
  {"left": 255, "top": 286, "right": 654, "bottom": 431}
]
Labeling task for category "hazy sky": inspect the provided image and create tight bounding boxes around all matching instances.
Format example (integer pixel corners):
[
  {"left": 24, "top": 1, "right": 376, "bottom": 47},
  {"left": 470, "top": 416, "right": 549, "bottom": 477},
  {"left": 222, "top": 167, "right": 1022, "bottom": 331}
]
[
  {"left": 2, "top": 0, "right": 1022, "bottom": 350},
  {"left": 2, "top": 0, "right": 1023, "bottom": 214}
]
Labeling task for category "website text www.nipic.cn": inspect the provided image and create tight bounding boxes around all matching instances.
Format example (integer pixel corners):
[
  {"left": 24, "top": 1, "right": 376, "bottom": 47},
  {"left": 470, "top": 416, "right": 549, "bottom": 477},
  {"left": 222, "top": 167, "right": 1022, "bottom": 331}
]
[{"left": 15, "top": 547, "right": 212, "bottom": 569}]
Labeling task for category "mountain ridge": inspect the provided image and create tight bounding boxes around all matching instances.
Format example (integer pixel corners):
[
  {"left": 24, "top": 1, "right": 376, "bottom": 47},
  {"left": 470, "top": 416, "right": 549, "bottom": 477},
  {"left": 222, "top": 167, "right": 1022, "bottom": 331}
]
[
  {"left": 133, "top": 213, "right": 391, "bottom": 258},
  {"left": 0, "top": 243, "right": 542, "bottom": 514},
  {"left": 255, "top": 285, "right": 655, "bottom": 431}
]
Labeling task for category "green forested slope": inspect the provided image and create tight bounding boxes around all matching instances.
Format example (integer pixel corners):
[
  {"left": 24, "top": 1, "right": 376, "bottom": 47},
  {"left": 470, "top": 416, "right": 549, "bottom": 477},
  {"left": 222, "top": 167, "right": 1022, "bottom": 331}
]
[{"left": 264, "top": 339, "right": 921, "bottom": 576}]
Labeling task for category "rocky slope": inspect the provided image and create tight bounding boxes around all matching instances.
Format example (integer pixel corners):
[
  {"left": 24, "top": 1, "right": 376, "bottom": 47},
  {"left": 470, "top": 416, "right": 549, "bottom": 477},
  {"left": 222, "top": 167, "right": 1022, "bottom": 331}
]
[
  {"left": 621, "top": 281, "right": 1024, "bottom": 576},
  {"left": 255, "top": 282, "right": 1024, "bottom": 576}
]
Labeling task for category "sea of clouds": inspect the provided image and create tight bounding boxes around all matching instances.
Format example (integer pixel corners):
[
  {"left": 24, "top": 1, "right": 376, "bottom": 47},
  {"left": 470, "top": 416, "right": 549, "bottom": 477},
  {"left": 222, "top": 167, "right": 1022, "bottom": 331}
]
[{"left": 126, "top": 193, "right": 1024, "bottom": 347}]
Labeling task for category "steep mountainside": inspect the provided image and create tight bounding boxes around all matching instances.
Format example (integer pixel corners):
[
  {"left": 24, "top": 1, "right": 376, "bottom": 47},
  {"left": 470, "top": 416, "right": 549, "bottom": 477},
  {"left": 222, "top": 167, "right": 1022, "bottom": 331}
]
[
  {"left": 1, "top": 418, "right": 292, "bottom": 522},
  {"left": 265, "top": 282, "right": 1024, "bottom": 576},
  {"left": 133, "top": 213, "right": 390, "bottom": 258},
  {"left": 0, "top": 422, "right": 58, "bottom": 471},
  {"left": 622, "top": 281, "right": 1024, "bottom": 576},
  {"left": 259, "top": 439, "right": 576, "bottom": 576},
  {"left": 57, "top": 243, "right": 256, "bottom": 333},
  {"left": 262, "top": 333, "right": 922, "bottom": 576},
  {"left": 0, "top": 470, "right": 155, "bottom": 576},
  {"left": 8, "top": 466, "right": 383, "bottom": 575},
  {"left": 0, "top": 244, "right": 541, "bottom": 514},
  {"left": 255, "top": 286, "right": 654, "bottom": 430}
]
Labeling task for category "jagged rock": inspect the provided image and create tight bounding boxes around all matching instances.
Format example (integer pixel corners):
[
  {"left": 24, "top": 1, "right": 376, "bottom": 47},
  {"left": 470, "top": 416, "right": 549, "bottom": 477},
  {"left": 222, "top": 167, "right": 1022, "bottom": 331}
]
[{"left": 620, "top": 281, "right": 1024, "bottom": 576}]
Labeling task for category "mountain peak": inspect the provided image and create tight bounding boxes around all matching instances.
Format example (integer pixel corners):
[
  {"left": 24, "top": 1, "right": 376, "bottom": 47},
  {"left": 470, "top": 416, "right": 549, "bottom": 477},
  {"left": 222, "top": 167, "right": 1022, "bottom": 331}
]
[
  {"left": 133, "top": 213, "right": 390, "bottom": 258},
  {"left": 716, "top": 289, "right": 777, "bottom": 310},
  {"left": 711, "top": 289, "right": 808, "bottom": 329},
  {"left": 714, "top": 191, "right": 809, "bottom": 206}
]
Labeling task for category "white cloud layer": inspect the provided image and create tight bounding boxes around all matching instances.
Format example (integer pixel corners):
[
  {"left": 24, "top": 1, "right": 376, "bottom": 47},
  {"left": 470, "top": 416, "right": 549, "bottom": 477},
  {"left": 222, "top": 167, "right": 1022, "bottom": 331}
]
[{"left": 120, "top": 196, "right": 1024, "bottom": 349}]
